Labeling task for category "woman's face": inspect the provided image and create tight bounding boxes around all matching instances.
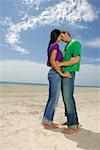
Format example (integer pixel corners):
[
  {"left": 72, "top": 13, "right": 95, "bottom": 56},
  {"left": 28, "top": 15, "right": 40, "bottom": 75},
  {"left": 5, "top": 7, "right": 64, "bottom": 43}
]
[{"left": 56, "top": 34, "right": 61, "bottom": 43}]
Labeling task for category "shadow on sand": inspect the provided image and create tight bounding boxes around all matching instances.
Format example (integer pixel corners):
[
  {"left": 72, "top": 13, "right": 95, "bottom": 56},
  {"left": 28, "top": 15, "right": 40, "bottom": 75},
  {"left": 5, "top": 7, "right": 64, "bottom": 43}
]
[{"left": 45, "top": 127, "right": 100, "bottom": 150}]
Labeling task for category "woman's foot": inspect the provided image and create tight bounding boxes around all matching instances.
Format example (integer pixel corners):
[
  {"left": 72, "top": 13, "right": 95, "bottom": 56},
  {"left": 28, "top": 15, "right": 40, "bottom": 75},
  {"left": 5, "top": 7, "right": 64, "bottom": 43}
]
[
  {"left": 61, "top": 121, "right": 68, "bottom": 126},
  {"left": 43, "top": 123, "right": 59, "bottom": 129},
  {"left": 63, "top": 128, "right": 78, "bottom": 135}
]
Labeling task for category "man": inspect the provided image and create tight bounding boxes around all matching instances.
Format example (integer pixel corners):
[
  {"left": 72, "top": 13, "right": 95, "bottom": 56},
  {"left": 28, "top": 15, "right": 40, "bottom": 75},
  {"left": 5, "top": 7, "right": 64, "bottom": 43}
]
[{"left": 59, "top": 31, "right": 81, "bottom": 134}]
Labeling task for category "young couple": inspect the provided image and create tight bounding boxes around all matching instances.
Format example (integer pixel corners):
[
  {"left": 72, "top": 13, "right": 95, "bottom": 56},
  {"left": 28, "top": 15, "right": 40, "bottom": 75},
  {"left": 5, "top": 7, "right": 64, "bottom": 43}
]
[{"left": 42, "top": 29, "right": 81, "bottom": 134}]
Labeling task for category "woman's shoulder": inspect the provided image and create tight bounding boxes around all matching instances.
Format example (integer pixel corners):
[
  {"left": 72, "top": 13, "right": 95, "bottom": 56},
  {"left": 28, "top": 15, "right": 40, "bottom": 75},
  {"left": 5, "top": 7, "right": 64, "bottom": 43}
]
[{"left": 50, "top": 43, "right": 59, "bottom": 50}]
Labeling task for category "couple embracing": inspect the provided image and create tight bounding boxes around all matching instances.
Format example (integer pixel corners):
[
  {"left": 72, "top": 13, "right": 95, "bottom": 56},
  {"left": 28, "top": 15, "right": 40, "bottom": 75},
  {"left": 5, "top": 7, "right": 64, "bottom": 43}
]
[{"left": 42, "top": 29, "right": 81, "bottom": 134}]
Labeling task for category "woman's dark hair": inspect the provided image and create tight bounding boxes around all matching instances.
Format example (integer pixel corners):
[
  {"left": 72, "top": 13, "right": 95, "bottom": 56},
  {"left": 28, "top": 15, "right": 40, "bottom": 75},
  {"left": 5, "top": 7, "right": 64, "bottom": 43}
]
[{"left": 47, "top": 29, "right": 61, "bottom": 66}]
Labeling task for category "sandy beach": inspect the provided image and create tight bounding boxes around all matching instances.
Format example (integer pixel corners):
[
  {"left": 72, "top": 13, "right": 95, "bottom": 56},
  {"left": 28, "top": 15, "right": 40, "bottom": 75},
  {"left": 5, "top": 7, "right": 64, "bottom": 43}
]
[{"left": 0, "top": 83, "right": 100, "bottom": 150}]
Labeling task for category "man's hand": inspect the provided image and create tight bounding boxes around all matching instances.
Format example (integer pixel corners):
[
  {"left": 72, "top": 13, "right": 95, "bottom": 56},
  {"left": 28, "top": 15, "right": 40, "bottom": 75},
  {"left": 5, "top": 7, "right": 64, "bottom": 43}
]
[
  {"left": 56, "top": 61, "right": 64, "bottom": 67},
  {"left": 57, "top": 56, "right": 80, "bottom": 67},
  {"left": 71, "top": 57, "right": 76, "bottom": 61},
  {"left": 70, "top": 56, "right": 80, "bottom": 63}
]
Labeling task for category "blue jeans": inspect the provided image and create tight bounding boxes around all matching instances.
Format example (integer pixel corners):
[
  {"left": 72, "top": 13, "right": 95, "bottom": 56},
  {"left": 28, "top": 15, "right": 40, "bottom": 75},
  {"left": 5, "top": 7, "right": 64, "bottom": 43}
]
[
  {"left": 42, "top": 68, "right": 61, "bottom": 124},
  {"left": 61, "top": 72, "right": 79, "bottom": 127}
]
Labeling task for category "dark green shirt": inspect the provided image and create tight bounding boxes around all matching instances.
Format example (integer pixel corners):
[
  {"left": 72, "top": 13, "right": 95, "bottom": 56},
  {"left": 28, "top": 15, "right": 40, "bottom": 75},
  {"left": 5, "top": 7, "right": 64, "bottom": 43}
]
[{"left": 62, "top": 39, "right": 81, "bottom": 72}]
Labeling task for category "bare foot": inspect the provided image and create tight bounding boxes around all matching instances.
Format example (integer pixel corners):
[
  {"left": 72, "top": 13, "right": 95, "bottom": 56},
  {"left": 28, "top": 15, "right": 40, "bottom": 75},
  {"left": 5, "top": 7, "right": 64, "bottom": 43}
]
[
  {"left": 63, "top": 128, "right": 78, "bottom": 134},
  {"left": 43, "top": 123, "right": 59, "bottom": 129},
  {"left": 61, "top": 121, "right": 68, "bottom": 126}
]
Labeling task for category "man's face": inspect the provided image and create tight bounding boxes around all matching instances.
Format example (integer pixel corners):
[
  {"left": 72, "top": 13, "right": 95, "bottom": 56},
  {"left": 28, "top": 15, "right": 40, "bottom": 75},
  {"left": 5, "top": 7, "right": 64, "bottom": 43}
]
[{"left": 61, "top": 32, "right": 69, "bottom": 42}]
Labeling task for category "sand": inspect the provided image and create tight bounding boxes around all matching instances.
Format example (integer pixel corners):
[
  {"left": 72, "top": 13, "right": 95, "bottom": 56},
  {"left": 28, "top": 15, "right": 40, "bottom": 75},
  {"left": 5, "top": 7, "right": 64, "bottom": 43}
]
[{"left": 0, "top": 84, "right": 100, "bottom": 150}]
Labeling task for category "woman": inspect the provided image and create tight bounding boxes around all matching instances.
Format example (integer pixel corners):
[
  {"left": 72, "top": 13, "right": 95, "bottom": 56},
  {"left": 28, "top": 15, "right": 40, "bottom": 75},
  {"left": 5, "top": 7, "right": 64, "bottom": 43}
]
[{"left": 42, "top": 29, "right": 71, "bottom": 129}]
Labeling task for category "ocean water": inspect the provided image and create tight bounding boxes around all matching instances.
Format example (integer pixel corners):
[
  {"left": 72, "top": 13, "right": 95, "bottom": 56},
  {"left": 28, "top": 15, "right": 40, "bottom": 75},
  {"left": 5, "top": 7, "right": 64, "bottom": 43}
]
[
  {"left": 0, "top": 81, "right": 48, "bottom": 86},
  {"left": 0, "top": 81, "right": 100, "bottom": 88}
]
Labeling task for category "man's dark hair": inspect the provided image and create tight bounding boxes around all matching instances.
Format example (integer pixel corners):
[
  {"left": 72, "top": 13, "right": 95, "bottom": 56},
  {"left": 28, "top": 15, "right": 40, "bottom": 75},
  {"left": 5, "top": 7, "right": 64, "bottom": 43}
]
[{"left": 61, "top": 30, "right": 71, "bottom": 37}]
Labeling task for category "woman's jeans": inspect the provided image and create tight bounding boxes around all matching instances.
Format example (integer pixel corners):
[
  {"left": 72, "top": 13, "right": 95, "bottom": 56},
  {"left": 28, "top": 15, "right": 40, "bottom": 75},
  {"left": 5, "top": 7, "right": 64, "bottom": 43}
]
[
  {"left": 61, "top": 72, "right": 79, "bottom": 127},
  {"left": 42, "top": 68, "right": 61, "bottom": 124}
]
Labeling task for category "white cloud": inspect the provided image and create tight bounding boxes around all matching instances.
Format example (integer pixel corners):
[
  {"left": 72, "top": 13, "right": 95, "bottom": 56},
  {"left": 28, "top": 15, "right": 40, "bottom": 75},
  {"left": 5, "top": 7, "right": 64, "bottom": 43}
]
[
  {"left": 85, "top": 38, "right": 100, "bottom": 48},
  {"left": 0, "top": 17, "right": 29, "bottom": 55},
  {"left": 0, "top": 60, "right": 99, "bottom": 86},
  {"left": 81, "top": 57, "right": 100, "bottom": 64},
  {"left": 21, "top": 0, "right": 50, "bottom": 10},
  {"left": 0, "top": 60, "right": 49, "bottom": 83},
  {"left": 1, "top": 0, "right": 97, "bottom": 55},
  {"left": 75, "top": 64, "right": 100, "bottom": 86},
  {"left": 22, "top": 0, "right": 36, "bottom": 4},
  {"left": 22, "top": 0, "right": 46, "bottom": 5},
  {"left": 12, "top": 45, "right": 29, "bottom": 55}
]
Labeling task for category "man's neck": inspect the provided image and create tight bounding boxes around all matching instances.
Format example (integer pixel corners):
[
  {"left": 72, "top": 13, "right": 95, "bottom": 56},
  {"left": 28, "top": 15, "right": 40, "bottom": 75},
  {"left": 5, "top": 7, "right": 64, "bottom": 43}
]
[{"left": 67, "top": 38, "right": 72, "bottom": 43}]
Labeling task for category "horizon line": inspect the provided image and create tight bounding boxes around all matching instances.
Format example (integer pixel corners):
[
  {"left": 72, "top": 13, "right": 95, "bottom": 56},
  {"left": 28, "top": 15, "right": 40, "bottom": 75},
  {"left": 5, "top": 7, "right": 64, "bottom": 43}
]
[{"left": 0, "top": 81, "right": 100, "bottom": 88}]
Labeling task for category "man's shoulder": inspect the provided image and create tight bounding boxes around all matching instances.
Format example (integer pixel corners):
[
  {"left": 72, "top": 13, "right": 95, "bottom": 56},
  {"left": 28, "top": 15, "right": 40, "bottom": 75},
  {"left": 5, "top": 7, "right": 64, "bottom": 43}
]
[{"left": 72, "top": 39, "right": 81, "bottom": 46}]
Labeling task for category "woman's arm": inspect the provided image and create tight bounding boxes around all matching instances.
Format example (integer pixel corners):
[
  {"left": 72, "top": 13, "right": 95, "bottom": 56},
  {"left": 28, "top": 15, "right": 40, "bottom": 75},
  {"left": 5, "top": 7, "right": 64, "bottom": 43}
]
[
  {"left": 50, "top": 50, "right": 71, "bottom": 78},
  {"left": 58, "top": 56, "right": 80, "bottom": 67},
  {"left": 50, "top": 50, "right": 63, "bottom": 76}
]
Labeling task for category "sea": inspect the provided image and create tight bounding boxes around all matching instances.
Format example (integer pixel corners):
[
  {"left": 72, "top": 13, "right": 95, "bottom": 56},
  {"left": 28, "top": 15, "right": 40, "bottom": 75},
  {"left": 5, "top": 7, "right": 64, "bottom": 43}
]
[{"left": 0, "top": 81, "right": 99, "bottom": 88}]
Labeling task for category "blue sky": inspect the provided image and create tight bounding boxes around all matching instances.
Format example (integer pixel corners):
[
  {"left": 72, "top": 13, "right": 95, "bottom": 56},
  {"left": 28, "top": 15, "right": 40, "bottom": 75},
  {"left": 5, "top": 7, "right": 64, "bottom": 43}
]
[{"left": 0, "top": 0, "right": 100, "bottom": 86}]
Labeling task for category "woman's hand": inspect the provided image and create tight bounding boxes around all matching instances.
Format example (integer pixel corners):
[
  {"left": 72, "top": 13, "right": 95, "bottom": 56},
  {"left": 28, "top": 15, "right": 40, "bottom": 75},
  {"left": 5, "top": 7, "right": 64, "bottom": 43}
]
[{"left": 61, "top": 72, "right": 72, "bottom": 78}]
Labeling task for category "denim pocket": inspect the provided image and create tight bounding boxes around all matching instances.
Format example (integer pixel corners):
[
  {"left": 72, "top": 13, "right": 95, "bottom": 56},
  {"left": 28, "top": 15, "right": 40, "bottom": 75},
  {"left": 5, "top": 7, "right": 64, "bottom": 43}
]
[
  {"left": 48, "top": 72, "right": 54, "bottom": 79},
  {"left": 48, "top": 69, "right": 55, "bottom": 78}
]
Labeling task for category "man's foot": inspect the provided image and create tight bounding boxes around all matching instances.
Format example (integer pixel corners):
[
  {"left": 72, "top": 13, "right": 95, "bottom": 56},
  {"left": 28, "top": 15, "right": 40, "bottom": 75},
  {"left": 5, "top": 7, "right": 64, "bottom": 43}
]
[
  {"left": 63, "top": 128, "right": 78, "bottom": 135},
  {"left": 43, "top": 123, "right": 59, "bottom": 129}
]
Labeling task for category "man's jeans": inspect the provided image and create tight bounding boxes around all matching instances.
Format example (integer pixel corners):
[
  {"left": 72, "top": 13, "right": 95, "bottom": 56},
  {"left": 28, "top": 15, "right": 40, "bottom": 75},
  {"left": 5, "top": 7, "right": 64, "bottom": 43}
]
[
  {"left": 61, "top": 72, "right": 79, "bottom": 127},
  {"left": 42, "top": 68, "right": 61, "bottom": 124}
]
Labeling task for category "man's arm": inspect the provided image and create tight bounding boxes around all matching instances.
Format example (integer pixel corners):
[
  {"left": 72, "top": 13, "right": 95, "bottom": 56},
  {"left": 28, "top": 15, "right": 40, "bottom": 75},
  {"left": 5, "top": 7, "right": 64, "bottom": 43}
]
[{"left": 59, "top": 56, "right": 80, "bottom": 67}]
